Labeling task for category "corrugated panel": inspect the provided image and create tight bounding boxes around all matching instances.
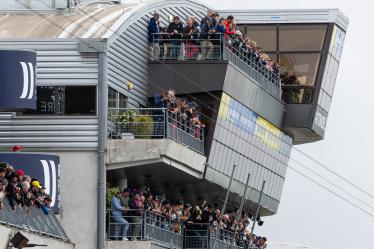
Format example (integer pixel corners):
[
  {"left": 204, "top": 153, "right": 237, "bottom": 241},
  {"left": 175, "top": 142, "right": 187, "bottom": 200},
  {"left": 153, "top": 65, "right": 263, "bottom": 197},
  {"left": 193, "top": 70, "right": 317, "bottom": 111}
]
[
  {"left": 0, "top": 39, "right": 99, "bottom": 150},
  {"left": 107, "top": 2, "right": 207, "bottom": 107},
  {"left": 217, "top": 9, "right": 349, "bottom": 31}
]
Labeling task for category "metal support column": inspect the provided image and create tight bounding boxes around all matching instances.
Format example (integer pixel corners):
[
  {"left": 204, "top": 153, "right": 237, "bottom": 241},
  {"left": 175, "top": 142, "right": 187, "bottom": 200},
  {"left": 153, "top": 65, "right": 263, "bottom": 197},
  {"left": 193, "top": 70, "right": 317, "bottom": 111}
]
[{"left": 97, "top": 51, "right": 108, "bottom": 249}]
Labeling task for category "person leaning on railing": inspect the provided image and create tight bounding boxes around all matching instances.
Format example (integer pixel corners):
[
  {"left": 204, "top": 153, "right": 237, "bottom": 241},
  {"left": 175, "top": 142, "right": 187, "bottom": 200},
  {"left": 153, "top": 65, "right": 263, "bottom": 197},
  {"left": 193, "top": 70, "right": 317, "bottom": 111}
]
[
  {"left": 167, "top": 16, "right": 184, "bottom": 59},
  {"left": 183, "top": 18, "right": 200, "bottom": 60},
  {"left": 148, "top": 12, "right": 161, "bottom": 60},
  {"left": 200, "top": 16, "right": 216, "bottom": 60}
]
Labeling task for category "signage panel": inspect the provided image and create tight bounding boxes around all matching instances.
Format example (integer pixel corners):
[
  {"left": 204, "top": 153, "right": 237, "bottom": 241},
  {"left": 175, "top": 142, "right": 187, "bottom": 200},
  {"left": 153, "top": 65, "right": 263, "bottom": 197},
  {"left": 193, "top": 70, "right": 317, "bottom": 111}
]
[
  {"left": 218, "top": 92, "right": 292, "bottom": 155},
  {"left": 0, "top": 50, "right": 37, "bottom": 110}
]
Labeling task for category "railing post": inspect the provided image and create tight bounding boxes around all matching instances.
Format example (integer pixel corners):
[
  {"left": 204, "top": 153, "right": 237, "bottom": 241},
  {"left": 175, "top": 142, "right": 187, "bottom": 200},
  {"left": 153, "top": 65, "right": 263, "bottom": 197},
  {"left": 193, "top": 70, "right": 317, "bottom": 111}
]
[{"left": 164, "top": 108, "right": 169, "bottom": 139}]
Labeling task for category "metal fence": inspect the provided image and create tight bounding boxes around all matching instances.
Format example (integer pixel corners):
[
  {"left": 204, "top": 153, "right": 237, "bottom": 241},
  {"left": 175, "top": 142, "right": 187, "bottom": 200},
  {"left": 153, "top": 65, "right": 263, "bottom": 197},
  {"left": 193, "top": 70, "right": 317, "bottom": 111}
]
[
  {"left": 108, "top": 108, "right": 205, "bottom": 155},
  {"left": 0, "top": 199, "right": 70, "bottom": 241}
]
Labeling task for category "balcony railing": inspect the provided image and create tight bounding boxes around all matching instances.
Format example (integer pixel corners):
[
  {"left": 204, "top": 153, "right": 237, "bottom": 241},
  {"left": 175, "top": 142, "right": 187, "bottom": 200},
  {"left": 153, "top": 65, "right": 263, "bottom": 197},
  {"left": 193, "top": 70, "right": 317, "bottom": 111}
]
[
  {"left": 150, "top": 34, "right": 280, "bottom": 96},
  {"left": 0, "top": 199, "right": 69, "bottom": 241},
  {"left": 107, "top": 108, "right": 205, "bottom": 155},
  {"left": 107, "top": 209, "right": 258, "bottom": 249}
]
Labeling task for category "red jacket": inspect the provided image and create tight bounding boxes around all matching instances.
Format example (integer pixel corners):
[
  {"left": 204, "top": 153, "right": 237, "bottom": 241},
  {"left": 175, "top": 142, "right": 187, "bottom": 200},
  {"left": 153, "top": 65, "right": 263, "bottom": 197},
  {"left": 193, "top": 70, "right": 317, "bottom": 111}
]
[{"left": 225, "top": 20, "right": 236, "bottom": 36}]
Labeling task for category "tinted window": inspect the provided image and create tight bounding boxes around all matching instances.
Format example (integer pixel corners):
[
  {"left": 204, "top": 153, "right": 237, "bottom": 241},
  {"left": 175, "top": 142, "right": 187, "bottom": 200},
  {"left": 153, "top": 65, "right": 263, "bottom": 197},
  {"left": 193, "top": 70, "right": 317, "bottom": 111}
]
[
  {"left": 24, "top": 86, "right": 96, "bottom": 115},
  {"left": 279, "top": 24, "right": 327, "bottom": 51},
  {"left": 280, "top": 53, "right": 321, "bottom": 86},
  {"left": 239, "top": 25, "right": 277, "bottom": 51}
]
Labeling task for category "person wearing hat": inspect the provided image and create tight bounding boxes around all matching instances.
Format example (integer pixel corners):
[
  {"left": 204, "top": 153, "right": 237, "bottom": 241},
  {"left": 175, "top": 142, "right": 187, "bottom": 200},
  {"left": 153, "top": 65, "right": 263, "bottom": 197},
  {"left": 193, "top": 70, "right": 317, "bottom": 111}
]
[
  {"left": 110, "top": 189, "right": 129, "bottom": 241},
  {"left": 31, "top": 180, "right": 44, "bottom": 208},
  {"left": 12, "top": 145, "right": 22, "bottom": 152}
]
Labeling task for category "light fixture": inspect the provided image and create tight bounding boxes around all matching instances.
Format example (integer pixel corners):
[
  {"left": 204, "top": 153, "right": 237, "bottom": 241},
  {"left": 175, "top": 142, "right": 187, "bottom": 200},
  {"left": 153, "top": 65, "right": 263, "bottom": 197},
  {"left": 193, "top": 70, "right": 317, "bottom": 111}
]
[{"left": 8, "top": 232, "right": 48, "bottom": 249}]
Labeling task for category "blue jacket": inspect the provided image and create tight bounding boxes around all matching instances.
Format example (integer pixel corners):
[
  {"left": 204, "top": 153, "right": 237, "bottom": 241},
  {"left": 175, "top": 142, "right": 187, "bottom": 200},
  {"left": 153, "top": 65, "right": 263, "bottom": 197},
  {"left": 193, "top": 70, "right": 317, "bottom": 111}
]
[
  {"left": 111, "top": 196, "right": 124, "bottom": 217},
  {"left": 212, "top": 25, "right": 226, "bottom": 40},
  {"left": 148, "top": 17, "right": 160, "bottom": 42}
]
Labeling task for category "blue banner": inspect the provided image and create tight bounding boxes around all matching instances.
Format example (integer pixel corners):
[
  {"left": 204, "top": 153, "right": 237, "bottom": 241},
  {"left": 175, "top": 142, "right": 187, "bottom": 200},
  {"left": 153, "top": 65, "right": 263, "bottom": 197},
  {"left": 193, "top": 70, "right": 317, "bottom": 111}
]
[
  {"left": 0, "top": 153, "right": 60, "bottom": 213},
  {"left": 0, "top": 50, "right": 37, "bottom": 110}
]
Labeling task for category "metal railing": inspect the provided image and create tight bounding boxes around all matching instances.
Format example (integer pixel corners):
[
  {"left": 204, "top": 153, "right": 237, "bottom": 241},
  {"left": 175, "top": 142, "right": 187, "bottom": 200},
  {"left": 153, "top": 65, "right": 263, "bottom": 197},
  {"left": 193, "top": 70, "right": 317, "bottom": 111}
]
[
  {"left": 0, "top": 199, "right": 70, "bottom": 241},
  {"left": 107, "top": 209, "right": 183, "bottom": 248},
  {"left": 106, "top": 210, "right": 261, "bottom": 249},
  {"left": 108, "top": 108, "right": 205, "bottom": 155},
  {"left": 150, "top": 33, "right": 281, "bottom": 94},
  {"left": 151, "top": 33, "right": 223, "bottom": 61}
]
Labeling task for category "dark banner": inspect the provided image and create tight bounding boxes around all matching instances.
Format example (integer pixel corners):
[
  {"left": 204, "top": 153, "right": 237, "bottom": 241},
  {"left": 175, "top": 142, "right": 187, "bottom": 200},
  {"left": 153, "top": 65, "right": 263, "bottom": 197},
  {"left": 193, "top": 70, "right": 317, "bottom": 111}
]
[
  {"left": 0, "top": 153, "right": 60, "bottom": 213},
  {"left": 0, "top": 50, "right": 37, "bottom": 110}
]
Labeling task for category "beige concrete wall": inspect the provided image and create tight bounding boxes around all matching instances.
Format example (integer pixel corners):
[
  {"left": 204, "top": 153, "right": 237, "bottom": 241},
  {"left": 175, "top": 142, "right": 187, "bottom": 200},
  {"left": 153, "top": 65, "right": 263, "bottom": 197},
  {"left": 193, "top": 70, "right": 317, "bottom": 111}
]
[
  {"left": 106, "top": 241, "right": 151, "bottom": 249},
  {"left": 0, "top": 225, "right": 75, "bottom": 249},
  {"left": 55, "top": 151, "right": 98, "bottom": 249},
  {"left": 107, "top": 139, "right": 206, "bottom": 177}
]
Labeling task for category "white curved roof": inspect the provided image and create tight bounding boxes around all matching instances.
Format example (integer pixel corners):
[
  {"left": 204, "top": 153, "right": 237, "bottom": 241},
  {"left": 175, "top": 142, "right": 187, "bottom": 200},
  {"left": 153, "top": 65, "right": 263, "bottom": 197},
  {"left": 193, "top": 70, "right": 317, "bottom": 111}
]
[
  {"left": 0, "top": 1, "right": 136, "bottom": 38},
  {"left": 0, "top": 0, "right": 209, "bottom": 39}
]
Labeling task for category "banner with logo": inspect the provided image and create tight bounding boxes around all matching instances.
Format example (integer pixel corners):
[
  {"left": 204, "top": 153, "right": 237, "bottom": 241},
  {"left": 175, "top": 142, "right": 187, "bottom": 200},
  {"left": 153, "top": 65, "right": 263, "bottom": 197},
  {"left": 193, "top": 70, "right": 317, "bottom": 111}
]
[
  {"left": 0, "top": 153, "right": 60, "bottom": 213},
  {"left": 0, "top": 50, "right": 37, "bottom": 110},
  {"left": 218, "top": 92, "right": 292, "bottom": 155}
]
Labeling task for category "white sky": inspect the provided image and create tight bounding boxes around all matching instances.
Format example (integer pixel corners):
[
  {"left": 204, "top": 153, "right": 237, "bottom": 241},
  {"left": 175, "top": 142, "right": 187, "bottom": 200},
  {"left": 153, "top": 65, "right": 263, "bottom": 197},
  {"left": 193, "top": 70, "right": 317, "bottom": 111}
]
[{"left": 199, "top": 0, "right": 374, "bottom": 249}]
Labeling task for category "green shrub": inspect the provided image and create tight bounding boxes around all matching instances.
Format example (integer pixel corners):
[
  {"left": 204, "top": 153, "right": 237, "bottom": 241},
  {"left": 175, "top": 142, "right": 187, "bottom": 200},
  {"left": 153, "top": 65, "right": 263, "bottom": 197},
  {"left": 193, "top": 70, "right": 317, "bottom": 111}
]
[
  {"left": 132, "top": 115, "right": 154, "bottom": 139},
  {"left": 106, "top": 187, "right": 120, "bottom": 208}
]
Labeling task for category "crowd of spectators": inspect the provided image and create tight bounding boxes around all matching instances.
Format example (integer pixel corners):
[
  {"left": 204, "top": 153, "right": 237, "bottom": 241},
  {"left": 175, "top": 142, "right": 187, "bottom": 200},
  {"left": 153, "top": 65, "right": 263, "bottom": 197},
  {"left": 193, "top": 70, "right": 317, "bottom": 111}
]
[
  {"left": 110, "top": 187, "right": 267, "bottom": 249},
  {"left": 154, "top": 89, "right": 205, "bottom": 139},
  {"left": 0, "top": 159, "right": 52, "bottom": 215},
  {"left": 148, "top": 10, "right": 280, "bottom": 83}
]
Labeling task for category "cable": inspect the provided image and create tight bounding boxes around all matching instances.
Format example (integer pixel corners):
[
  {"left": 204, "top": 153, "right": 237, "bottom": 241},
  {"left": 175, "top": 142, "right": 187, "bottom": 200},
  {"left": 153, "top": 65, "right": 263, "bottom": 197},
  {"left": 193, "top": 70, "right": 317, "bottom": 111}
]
[
  {"left": 288, "top": 165, "right": 374, "bottom": 218},
  {"left": 293, "top": 147, "right": 374, "bottom": 201},
  {"left": 291, "top": 157, "right": 374, "bottom": 212}
]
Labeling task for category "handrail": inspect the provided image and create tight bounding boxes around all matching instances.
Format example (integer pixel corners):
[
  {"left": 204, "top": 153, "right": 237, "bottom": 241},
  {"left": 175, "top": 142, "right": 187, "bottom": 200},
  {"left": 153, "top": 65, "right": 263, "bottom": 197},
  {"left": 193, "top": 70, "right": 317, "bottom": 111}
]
[
  {"left": 106, "top": 208, "right": 265, "bottom": 249},
  {"left": 107, "top": 107, "right": 205, "bottom": 155}
]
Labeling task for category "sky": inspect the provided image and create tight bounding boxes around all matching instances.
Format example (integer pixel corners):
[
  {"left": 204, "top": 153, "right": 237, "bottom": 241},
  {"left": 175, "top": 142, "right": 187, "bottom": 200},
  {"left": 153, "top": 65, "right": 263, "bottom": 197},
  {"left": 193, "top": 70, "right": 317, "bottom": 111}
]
[{"left": 199, "top": 0, "right": 374, "bottom": 249}]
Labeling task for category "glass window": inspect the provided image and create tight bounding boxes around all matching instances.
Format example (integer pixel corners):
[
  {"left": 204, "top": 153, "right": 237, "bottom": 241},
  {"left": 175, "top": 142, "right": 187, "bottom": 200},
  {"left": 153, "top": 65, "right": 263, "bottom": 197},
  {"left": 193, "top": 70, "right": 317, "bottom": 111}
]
[
  {"left": 24, "top": 86, "right": 96, "bottom": 115},
  {"left": 119, "top": 93, "right": 128, "bottom": 108},
  {"left": 108, "top": 87, "right": 116, "bottom": 108},
  {"left": 279, "top": 24, "right": 327, "bottom": 51},
  {"left": 280, "top": 53, "right": 321, "bottom": 86},
  {"left": 239, "top": 25, "right": 277, "bottom": 51},
  {"left": 65, "top": 86, "right": 96, "bottom": 114}
]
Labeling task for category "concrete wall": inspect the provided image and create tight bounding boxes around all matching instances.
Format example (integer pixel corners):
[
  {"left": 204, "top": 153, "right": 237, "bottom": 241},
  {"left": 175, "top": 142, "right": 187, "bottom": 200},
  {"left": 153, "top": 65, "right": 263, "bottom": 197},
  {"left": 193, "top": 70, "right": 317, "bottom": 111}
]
[
  {"left": 106, "top": 240, "right": 174, "bottom": 249},
  {"left": 56, "top": 151, "right": 98, "bottom": 249},
  {"left": 107, "top": 139, "right": 206, "bottom": 178},
  {"left": 106, "top": 241, "right": 151, "bottom": 249},
  {"left": 0, "top": 225, "right": 74, "bottom": 249}
]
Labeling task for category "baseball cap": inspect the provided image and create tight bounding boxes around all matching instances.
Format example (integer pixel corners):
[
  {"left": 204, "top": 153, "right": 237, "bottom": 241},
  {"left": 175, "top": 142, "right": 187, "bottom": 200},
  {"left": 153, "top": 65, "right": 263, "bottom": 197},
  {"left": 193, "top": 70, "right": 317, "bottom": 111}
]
[
  {"left": 31, "top": 180, "right": 42, "bottom": 189},
  {"left": 12, "top": 145, "right": 22, "bottom": 152},
  {"left": 16, "top": 169, "right": 24, "bottom": 176}
]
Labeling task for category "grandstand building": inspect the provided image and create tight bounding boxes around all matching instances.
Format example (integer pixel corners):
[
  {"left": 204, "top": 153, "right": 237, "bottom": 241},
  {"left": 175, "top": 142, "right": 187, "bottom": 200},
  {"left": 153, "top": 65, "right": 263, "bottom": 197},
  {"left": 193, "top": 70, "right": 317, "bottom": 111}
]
[{"left": 0, "top": 1, "right": 348, "bottom": 249}]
